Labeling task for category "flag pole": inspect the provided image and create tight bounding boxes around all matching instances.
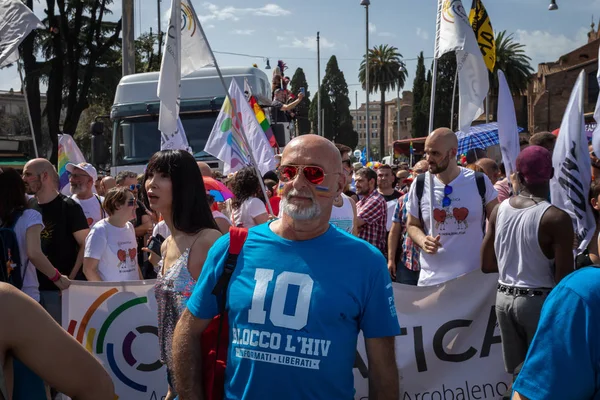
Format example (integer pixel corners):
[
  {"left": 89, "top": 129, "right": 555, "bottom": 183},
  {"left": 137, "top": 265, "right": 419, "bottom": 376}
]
[
  {"left": 17, "top": 57, "right": 39, "bottom": 158},
  {"left": 198, "top": 24, "right": 274, "bottom": 216},
  {"left": 427, "top": 57, "right": 438, "bottom": 237},
  {"left": 450, "top": 66, "right": 458, "bottom": 131}
]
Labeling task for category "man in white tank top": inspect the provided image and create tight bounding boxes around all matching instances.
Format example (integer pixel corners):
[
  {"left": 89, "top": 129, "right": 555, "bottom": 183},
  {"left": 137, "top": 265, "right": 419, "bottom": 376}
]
[
  {"left": 481, "top": 145, "right": 574, "bottom": 377},
  {"left": 330, "top": 144, "right": 358, "bottom": 234}
]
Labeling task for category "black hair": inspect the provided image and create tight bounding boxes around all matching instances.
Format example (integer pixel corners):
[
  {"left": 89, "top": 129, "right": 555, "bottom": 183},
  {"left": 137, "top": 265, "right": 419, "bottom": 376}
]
[
  {"left": 590, "top": 183, "right": 600, "bottom": 220},
  {"left": 262, "top": 170, "right": 278, "bottom": 182},
  {"left": 232, "top": 167, "right": 261, "bottom": 209},
  {"left": 143, "top": 150, "right": 217, "bottom": 234},
  {"left": 356, "top": 167, "right": 378, "bottom": 187},
  {"left": 0, "top": 169, "right": 27, "bottom": 227}
]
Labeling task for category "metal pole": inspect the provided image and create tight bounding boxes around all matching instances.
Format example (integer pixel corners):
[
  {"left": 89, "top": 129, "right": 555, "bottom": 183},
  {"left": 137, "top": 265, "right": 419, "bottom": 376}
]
[
  {"left": 396, "top": 82, "right": 401, "bottom": 141},
  {"left": 450, "top": 67, "right": 458, "bottom": 131},
  {"left": 322, "top": 109, "right": 325, "bottom": 138},
  {"left": 355, "top": 90, "right": 358, "bottom": 133},
  {"left": 157, "top": 0, "right": 162, "bottom": 58},
  {"left": 485, "top": 94, "right": 490, "bottom": 123},
  {"left": 17, "top": 61, "right": 38, "bottom": 158},
  {"left": 427, "top": 57, "right": 439, "bottom": 237},
  {"left": 317, "top": 32, "right": 321, "bottom": 136},
  {"left": 122, "top": 0, "right": 135, "bottom": 76},
  {"left": 365, "top": 4, "right": 371, "bottom": 161}
]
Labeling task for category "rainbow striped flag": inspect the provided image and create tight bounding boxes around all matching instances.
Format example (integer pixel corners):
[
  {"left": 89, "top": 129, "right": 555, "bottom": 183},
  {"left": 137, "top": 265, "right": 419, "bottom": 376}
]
[
  {"left": 58, "top": 134, "right": 87, "bottom": 194},
  {"left": 409, "top": 141, "right": 414, "bottom": 155},
  {"left": 249, "top": 95, "right": 277, "bottom": 148}
]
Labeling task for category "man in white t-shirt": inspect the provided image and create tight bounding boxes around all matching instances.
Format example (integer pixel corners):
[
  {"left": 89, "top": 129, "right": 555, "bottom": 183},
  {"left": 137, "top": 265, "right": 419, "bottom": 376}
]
[
  {"left": 406, "top": 128, "right": 498, "bottom": 286},
  {"left": 67, "top": 162, "right": 105, "bottom": 228}
]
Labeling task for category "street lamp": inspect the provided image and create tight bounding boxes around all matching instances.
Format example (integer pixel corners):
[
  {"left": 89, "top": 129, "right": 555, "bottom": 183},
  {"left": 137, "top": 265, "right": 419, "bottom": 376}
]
[
  {"left": 548, "top": 0, "right": 558, "bottom": 10},
  {"left": 396, "top": 65, "right": 406, "bottom": 142},
  {"left": 361, "top": 0, "right": 371, "bottom": 161}
]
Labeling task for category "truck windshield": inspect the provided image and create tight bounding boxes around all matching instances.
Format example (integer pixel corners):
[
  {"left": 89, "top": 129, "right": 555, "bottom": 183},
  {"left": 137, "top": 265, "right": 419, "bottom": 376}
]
[{"left": 113, "top": 113, "right": 218, "bottom": 166}]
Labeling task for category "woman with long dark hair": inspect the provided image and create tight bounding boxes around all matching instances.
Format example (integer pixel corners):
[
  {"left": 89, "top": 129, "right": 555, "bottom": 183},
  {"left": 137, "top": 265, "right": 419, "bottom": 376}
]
[
  {"left": 144, "top": 150, "right": 221, "bottom": 399},
  {"left": 230, "top": 166, "right": 269, "bottom": 228}
]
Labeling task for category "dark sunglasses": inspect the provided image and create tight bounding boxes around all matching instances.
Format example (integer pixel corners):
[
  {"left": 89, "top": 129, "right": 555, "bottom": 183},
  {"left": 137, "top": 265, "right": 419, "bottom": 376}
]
[
  {"left": 442, "top": 185, "right": 453, "bottom": 207},
  {"left": 129, "top": 184, "right": 141, "bottom": 191},
  {"left": 127, "top": 199, "right": 136, "bottom": 207},
  {"left": 278, "top": 165, "right": 332, "bottom": 185}
]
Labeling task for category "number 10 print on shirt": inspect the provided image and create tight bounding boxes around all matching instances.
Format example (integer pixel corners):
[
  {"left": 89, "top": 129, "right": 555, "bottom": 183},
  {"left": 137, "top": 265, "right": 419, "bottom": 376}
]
[{"left": 230, "top": 268, "right": 332, "bottom": 370}]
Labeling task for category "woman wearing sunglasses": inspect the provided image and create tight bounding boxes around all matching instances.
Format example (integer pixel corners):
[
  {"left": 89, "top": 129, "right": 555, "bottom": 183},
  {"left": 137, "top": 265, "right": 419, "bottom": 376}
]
[
  {"left": 144, "top": 150, "right": 221, "bottom": 400},
  {"left": 83, "top": 187, "right": 143, "bottom": 282}
]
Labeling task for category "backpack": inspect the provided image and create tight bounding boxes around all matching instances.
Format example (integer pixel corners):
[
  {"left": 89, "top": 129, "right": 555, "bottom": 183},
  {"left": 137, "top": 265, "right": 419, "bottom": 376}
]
[
  {"left": 201, "top": 227, "right": 249, "bottom": 400},
  {"left": 0, "top": 210, "right": 25, "bottom": 289},
  {"left": 415, "top": 171, "right": 487, "bottom": 234}
]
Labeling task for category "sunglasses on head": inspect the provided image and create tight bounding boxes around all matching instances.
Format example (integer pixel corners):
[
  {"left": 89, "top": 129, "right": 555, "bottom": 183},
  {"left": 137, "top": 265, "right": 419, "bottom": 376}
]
[
  {"left": 129, "top": 184, "right": 141, "bottom": 191},
  {"left": 126, "top": 198, "right": 136, "bottom": 207},
  {"left": 278, "top": 165, "right": 332, "bottom": 185},
  {"left": 442, "top": 185, "right": 453, "bottom": 207}
]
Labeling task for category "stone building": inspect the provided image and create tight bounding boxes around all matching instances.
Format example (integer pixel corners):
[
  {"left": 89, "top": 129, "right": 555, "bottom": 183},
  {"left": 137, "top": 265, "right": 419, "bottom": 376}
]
[{"left": 527, "top": 22, "right": 599, "bottom": 133}]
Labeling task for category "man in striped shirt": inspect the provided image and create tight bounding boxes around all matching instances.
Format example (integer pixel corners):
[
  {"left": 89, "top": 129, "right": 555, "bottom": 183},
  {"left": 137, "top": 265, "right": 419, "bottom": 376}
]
[{"left": 355, "top": 168, "right": 387, "bottom": 254}]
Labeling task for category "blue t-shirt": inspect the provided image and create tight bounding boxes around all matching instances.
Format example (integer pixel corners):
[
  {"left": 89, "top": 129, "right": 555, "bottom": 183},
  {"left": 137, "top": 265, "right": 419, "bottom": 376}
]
[
  {"left": 188, "top": 222, "right": 400, "bottom": 400},
  {"left": 512, "top": 267, "right": 600, "bottom": 400}
]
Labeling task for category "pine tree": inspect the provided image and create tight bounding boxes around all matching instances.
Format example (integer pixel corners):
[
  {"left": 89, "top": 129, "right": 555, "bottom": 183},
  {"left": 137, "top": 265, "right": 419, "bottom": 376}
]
[
  {"left": 289, "top": 68, "right": 312, "bottom": 135},
  {"left": 411, "top": 52, "right": 428, "bottom": 138},
  {"left": 308, "top": 90, "right": 333, "bottom": 137},
  {"left": 433, "top": 52, "right": 457, "bottom": 131}
]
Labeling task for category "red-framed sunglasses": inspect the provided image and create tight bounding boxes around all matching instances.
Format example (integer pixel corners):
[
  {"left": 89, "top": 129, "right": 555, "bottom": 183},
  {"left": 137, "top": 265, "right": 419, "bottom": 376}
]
[{"left": 278, "top": 165, "right": 332, "bottom": 185}]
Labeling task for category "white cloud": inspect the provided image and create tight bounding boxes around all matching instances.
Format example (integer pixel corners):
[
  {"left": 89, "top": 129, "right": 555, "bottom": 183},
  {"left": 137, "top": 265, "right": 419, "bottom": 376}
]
[
  {"left": 206, "top": 24, "right": 215, "bottom": 29},
  {"left": 199, "top": 3, "right": 291, "bottom": 22},
  {"left": 514, "top": 28, "right": 589, "bottom": 67},
  {"left": 378, "top": 32, "right": 396, "bottom": 38},
  {"left": 280, "top": 35, "right": 335, "bottom": 51},
  {"left": 276, "top": 36, "right": 287, "bottom": 41},
  {"left": 232, "top": 29, "right": 255, "bottom": 35},
  {"left": 369, "top": 22, "right": 376, "bottom": 33},
  {"left": 416, "top": 27, "right": 429, "bottom": 40}
]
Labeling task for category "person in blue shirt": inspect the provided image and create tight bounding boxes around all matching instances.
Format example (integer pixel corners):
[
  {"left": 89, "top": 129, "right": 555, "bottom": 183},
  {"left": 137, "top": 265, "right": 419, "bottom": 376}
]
[
  {"left": 512, "top": 266, "right": 600, "bottom": 400},
  {"left": 172, "top": 134, "right": 401, "bottom": 400}
]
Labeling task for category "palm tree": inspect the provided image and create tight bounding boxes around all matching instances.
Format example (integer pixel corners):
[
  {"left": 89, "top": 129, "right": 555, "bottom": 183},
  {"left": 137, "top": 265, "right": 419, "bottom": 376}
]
[
  {"left": 359, "top": 45, "right": 407, "bottom": 158},
  {"left": 490, "top": 31, "right": 534, "bottom": 120}
]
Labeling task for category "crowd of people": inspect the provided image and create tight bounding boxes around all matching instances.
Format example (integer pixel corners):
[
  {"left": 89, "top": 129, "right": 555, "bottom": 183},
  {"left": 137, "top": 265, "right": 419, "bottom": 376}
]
[{"left": 1, "top": 126, "right": 599, "bottom": 400}]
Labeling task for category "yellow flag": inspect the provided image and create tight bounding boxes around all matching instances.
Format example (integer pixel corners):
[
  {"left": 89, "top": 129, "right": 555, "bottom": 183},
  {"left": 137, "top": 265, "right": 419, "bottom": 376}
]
[{"left": 469, "top": 0, "right": 495, "bottom": 72}]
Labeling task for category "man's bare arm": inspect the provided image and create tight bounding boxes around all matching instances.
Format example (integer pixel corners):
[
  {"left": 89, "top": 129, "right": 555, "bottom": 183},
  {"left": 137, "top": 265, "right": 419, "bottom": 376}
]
[
  {"left": 512, "top": 391, "right": 528, "bottom": 400},
  {"left": 366, "top": 336, "right": 398, "bottom": 400},
  {"left": 69, "top": 228, "right": 89, "bottom": 279},
  {"left": 406, "top": 214, "right": 427, "bottom": 248},
  {"left": 481, "top": 204, "right": 499, "bottom": 273},
  {"left": 171, "top": 309, "right": 213, "bottom": 400},
  {"left": 546, "top": 207, "right": 575, "bottom": 283}
]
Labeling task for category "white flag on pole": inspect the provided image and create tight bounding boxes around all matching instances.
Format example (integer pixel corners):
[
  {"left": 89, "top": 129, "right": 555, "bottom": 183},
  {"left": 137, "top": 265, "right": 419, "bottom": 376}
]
[
  {"left": 435, "top": 0, "right": 489, "bottom": 134},
  {"left": 160, "top": 117, "right": 192, "bottom": 153},
  {"left": 0, "top": 0, "right": 44, "bottom": 67},
  {"left": 180, "top": 0, "right": 215, "bottom": 76},
  {"left": 205, "top": 79, "right": 276, "bottom": 176},
  {"left": 591, "top": 46, "right": 600, "bottom": 158},
  {"left": 497, "top": 70, "right": 520, "bottom": 178},
  {"left": 157, "top": 0, "right": 181, "bottom": 140},
  {"left": 551, "top": 70, "right": 595, "bottom": 253}
]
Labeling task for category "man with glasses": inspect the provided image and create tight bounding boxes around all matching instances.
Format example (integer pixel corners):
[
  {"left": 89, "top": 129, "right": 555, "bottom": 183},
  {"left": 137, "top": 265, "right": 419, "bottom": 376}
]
[
  {"left": 67, "top": 163, "right": 105, "bottom": 228},
  {"left": 22, "top": 159, "right": 89, "bottom": 322},
  {"left": 172, "top": 134, "right": 400, "bottom": 399},
  {"left": 406, "top": 128, "right": 498, "bottom": 286}
]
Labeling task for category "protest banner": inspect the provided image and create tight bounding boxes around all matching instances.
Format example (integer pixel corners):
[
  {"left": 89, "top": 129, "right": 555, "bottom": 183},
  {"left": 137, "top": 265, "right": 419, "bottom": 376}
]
[
  {"left": 354, "top": 270, "right": 511, "bottom": 400},
  {"left": 62, "top": 281, "right": 167, "bottom": 400}
]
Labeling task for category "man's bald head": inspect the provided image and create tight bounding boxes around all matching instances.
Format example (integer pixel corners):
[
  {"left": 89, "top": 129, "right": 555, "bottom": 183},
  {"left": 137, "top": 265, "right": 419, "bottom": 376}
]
[
  {"left": 476, "top": 158, "right": 500, "bottom": 184},
  {"left": 427, "top": 127, "right": 458, "bottom": 150},
  {"left": 413, "top": 160, "right": 429, "bottom": 174},
  {"left": 424, "top": 128, "right": 459, "bottom": 175},
  {"left": 102, "top": 176, "right": 116, "bottom": 191},
  {"left": 26, "top": 158, "right": 58, "bottom": 184},
  {"left": 282, "top": 134, "right": 342, "bottom": 174},
  {"left": 197, "top": 162, "right": 212, "bottom": 177}
]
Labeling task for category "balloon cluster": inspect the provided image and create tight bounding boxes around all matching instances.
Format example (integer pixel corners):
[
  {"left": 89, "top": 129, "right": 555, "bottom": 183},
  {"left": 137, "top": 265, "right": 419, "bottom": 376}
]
[{"left": 366, "top": 161, "right": 382, "bottom": 169}]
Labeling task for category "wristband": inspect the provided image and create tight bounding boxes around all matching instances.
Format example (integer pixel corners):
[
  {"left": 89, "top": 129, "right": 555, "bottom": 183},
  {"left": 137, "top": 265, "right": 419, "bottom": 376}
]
[{"left": 50, "top": 268, "right": 61, "bottom": 282}]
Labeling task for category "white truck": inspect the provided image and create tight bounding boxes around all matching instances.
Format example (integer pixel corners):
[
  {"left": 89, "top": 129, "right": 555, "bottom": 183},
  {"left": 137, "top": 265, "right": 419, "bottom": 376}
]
[{"left": 91, "top": 67, "right": 277, "bottom": 175}]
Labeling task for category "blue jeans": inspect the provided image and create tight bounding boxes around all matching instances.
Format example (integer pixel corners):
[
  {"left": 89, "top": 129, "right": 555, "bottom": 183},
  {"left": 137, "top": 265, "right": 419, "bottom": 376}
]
[
  {"left": 396, "top": 267, "right": 420, "bottom": 285},
  {"left": 40, "top": 290, "right": 62, "bottom": 324}
]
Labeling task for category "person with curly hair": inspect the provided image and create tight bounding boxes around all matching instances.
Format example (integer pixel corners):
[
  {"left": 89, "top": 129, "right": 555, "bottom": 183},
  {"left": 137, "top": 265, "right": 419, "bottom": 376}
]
[{"left": 230, "top": 167, "right": 269, "bottom": 228}]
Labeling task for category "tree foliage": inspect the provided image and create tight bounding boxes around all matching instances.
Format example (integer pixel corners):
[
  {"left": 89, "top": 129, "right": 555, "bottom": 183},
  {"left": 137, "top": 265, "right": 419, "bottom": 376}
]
[
  {"left": 411, "top": 52, "right": 428, "bottom": 138},
  {"left": 289, "top": 68, "right": 312, "bottom": 136}
]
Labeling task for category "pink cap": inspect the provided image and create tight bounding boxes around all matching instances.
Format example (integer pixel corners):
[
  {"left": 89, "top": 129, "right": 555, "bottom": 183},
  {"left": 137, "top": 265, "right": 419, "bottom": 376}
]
[{"left": 516, "top": 145, "right": 553, "bottom": 184}]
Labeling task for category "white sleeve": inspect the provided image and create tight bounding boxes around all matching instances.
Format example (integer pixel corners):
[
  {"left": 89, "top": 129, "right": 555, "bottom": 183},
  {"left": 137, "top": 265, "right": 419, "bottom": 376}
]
[
  {"left": 84, "top": 224, "right": 107, "bottom": 260},
  {"left": 247, "top": 198, "right": 267, "bottom": 218},
  {"left": 405, "top": 179, "right": 420, "bottom": 219},
  {"left": 483, "top": 174, "right": 499, "bottom": 204},
  {"left": 23, "top": 209, "right": 44, "bottom": 230}
]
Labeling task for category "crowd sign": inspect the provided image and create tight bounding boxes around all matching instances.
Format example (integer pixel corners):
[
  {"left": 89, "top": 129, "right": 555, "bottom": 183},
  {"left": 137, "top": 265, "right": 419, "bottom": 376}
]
[
  {"left": 354, "top": 270, "right": 511, "bottom": 400},
  {"left": 62, "top": 281, "right": 167, "bottom": 400},
  {"left": 63, "top": 272, "right": 509, "bottom": 400}
]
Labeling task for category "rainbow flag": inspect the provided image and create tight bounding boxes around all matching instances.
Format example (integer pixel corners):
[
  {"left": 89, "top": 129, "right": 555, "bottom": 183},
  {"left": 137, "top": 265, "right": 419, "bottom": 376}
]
[
  {"left": 249, "top": 95, "right": 277, "bottom": 147},
  {"left": 409, "top": 141, "right": 414, "bottom": 155},
  {"left": 58, "top": 134, "right": 87, "bottom": 195}
]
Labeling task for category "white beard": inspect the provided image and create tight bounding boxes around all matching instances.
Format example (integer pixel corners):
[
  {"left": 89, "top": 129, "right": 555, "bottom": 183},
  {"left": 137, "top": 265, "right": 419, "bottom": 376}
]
[{"left": 280, "top": 189, "right": 322, "bottom": 220}]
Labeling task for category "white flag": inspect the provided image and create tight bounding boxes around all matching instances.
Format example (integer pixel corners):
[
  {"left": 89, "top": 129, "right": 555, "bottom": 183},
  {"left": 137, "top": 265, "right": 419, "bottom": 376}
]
[
  {"left": 157, "top": 0, "right": 181, "bottom": 139},
  {"left": 180, "top": 0, "right": 215, "bottom": 76},
  {"left": 591, "top": 46, "right": 600, "bottom": 158},
  {"left": 550, "top": 70, "right": 595, "bottom": 254},
  {"left": 497, "top": 70, "right": 520, "bottom": 178},
  {"left": 0, "top": 0, "right": 44, "bottom": 67},
  {"left": 160, "top": 117, "right": 192, "bottom": 153},
  {"left": 205, "top": 79, "right": 276, "bottom": 175},
  {"left": 435, "top": 0, "right": 489, "bottom": 134}
]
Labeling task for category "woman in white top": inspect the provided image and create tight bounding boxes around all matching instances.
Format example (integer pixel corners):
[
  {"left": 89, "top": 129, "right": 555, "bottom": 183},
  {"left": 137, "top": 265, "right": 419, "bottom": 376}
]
[
  {"left": 230, "top": 167, "right": 269, "bottom": 228},
  {"left": 83, "top": 187, "right": 142, "bottom": 281},
  {"left": 0, "top": 169, "right": 70, "bottom": 301}
]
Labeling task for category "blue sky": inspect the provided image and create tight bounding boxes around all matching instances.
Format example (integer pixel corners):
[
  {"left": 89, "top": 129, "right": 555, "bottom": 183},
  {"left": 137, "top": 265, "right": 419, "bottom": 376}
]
[{"left": 0, "top": 0, "right": 597, "bottom": 109}]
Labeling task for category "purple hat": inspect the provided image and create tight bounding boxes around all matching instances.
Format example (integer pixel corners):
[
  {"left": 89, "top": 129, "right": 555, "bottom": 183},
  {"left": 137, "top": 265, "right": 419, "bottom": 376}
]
[{"left": 516, "top": 145, "right": 553, "bottom": 185}]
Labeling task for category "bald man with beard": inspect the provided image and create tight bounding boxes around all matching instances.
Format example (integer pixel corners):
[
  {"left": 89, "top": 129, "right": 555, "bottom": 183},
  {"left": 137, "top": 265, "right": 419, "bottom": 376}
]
[
  {"left": 197, "top": 162, "right": 213, "bottom": 177},
  {"left": 406, "top": 128, "right": 498, "bottom": 286},
  {"left": 172, "top": 134, "right": 400, "bottom": 400}
]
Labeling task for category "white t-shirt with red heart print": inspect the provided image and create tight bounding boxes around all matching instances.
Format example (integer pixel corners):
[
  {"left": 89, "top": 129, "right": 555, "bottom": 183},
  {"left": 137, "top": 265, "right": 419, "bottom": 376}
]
[
  {"left": 84, "top": 219, "right": 140, "bottom": 282},
  {"left": 406, "top": 167, "right": 497, "bottom": 286}
]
